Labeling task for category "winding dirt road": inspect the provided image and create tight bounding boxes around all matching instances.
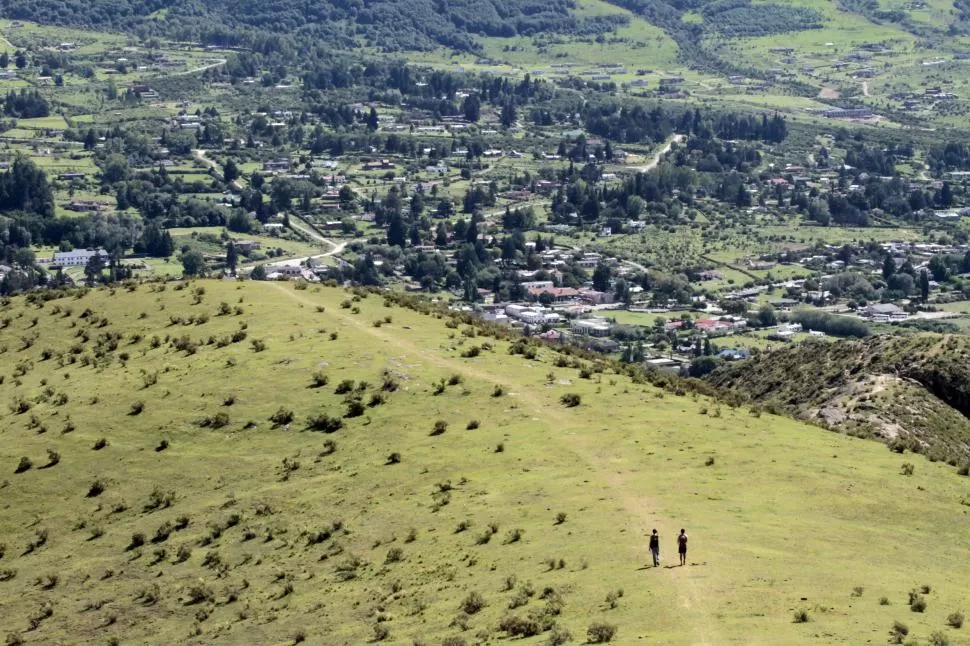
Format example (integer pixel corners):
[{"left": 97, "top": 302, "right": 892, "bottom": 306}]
[{"left": 634, "top": 133, "right": 685, "bottom": 173}]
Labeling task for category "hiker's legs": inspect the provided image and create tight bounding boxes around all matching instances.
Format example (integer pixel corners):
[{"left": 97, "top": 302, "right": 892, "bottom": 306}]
[{"left": 651, "top": 549, "right": 659, "bottom": 567}]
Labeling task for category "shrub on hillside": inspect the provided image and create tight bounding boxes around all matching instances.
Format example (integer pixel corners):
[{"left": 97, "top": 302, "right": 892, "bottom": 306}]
[
  {"left": 889, "top": 621, "right": 909, "bottom": 643},
  {"left": 947, "top": 611, "right": 964, "bottom": 628},
  {"left": 499, "top": 615, "right": 541, "bottom": 637},
  {"left": 372, "top": 623, "right": 389, "bottom": 641},
  {"left": 306, "top": 414, "right": 343, "bottom": 433},
  {"left": 43, "top": 449, "right": 60, "bottom": 468},
  {"left": 199, "top": 413, "right": 230, "bottom": 429},
  {"left": 344, "top": 400, "right": 365, "bottom": 418},
  {"left": 560, "top": 393, "right": 581, "bottom": 407},
  {"left": 586, "top": 622, "right": 617, "bottom": 643},
  {"left": 460, "top": 591, "right": 485, "bottom": 615},
  {"left": 548, "top": 625, "right": 572, "bottom": 645},
  {"left": 269, "top": 408, "right": 294, "bottom": 427},
  {"left": 127, "top": 532, "right": 146, "bottom": 551},
  {"left": 334, "top": 379, "right": 355, "bottom": 395}
]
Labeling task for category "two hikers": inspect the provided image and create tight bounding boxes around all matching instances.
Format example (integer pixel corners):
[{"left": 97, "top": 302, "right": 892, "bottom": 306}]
[{"left": 649, "top": 528, "right": 688, "bottom": 567}]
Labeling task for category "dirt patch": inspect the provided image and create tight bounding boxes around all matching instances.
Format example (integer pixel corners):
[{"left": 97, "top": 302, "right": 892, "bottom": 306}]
[{"left": 818, "top": 86, "right": 839, "bottom": 99}]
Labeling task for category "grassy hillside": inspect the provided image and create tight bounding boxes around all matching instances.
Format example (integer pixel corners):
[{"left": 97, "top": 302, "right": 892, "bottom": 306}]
[
  {"left": 708, "top": 334, "right": 970, "bottom": 464},
  {"left": 1, "top": 282, "right": 970, "bottom": 644}
]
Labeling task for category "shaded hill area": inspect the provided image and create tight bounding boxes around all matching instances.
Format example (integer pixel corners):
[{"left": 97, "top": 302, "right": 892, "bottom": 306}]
[
  {"left": 1, "top": 0, "right": 625, "bottom": 53},
  {"left": 707, "top": 334, "right": 970, "bottom": 463}
]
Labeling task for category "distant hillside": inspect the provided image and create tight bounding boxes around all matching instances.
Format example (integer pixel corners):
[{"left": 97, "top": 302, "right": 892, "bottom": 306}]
[
  {"left": 1, "top": 0, "right": 626, "bottom": 53},
  {"left": 707, "top": 334, "right": 970, "bottom": 463}
]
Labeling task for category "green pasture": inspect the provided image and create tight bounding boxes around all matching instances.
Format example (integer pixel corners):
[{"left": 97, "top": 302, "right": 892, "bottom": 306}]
[{"left": 0, "top": 282, "right": 968, "bottom": 644}]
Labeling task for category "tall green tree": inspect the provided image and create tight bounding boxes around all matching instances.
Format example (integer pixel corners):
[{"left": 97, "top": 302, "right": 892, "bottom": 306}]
[
  {"left": 226, "top": 242, "right": 238, "bottom": 275},
  {"left": 84, "top": 253, "right": 105, "bottom": 285},
  {"left": 882, "top": 254, "right": 896, "bottom": 280},
  {"left": 181, "top": 250, "right": 206, "bottom": 277},
  {"left": 223, "top": 158, "right": 240, "bottom": 183},
  {"left": 592, "top": 263, "right": 612, "bottom": 292},
  {"left": 500, "top": 101, "right": 516, "bottom": 128},
  {"left": 387, "top": 213, "right": 407, "bottom": 248},
  {"left": 462, "top": 93, "right": 481, "bottom": 122},
  {"left": 757, "top": 304, "right": 777, "bottom": 327}
]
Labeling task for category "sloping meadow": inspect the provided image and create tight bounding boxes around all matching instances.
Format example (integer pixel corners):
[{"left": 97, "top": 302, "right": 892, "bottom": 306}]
[{"left": 0, "top": 281, "right": 968, "bottom": 644}]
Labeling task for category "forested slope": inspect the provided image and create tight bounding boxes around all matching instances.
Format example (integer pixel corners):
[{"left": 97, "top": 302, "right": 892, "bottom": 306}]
[{"left": 0, "top": 0, "right": 626, "bottom": 53}]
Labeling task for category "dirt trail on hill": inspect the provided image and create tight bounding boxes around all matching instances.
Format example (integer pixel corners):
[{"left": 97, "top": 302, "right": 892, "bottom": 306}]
[
  {"left": 271, "top": 283, "right": 719, "bottom": 644},
  {"left": 192, "top": 149, "right": 243, "bottom": 190},
  {"left": 289, "top": 216, "right": 346, "bottom": 257},
  {"left": 633, "top": 134, "right": 685, "bottom": 173}
]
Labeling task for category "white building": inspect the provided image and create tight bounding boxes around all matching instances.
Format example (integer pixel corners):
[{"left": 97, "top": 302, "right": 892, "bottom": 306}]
[
  {"left": 51, "top": 249, "right": 109, "bottom": 267},
  {"left": 570, "top": 317, "right": 612, "bottom": 337}
]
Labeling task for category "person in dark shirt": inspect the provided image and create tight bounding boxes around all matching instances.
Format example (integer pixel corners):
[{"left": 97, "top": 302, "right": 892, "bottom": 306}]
[
  {"left": 677, "top": 529, "right": 688, "bottom": 566},
  {"left": 649, "top": 529, "right": 660, "bottom": 567}
]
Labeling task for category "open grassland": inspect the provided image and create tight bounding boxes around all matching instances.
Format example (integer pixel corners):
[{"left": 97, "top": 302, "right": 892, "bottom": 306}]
[{"left": 0, "top": 282, "right": 969, "bottom": 644}]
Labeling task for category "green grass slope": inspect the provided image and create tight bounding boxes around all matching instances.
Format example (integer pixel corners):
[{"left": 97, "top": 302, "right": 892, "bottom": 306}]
[
  {"left": 1, "top": 283, "right": 969, "bottom": 644},
  {"left": 708, "top": 334, "right": 970, "bottom": 464}
]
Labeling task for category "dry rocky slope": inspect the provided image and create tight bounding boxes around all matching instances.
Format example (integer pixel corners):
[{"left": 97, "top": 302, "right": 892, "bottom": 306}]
[{"left": 708, "top": 334, "right": 970, "bottom": 462}]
